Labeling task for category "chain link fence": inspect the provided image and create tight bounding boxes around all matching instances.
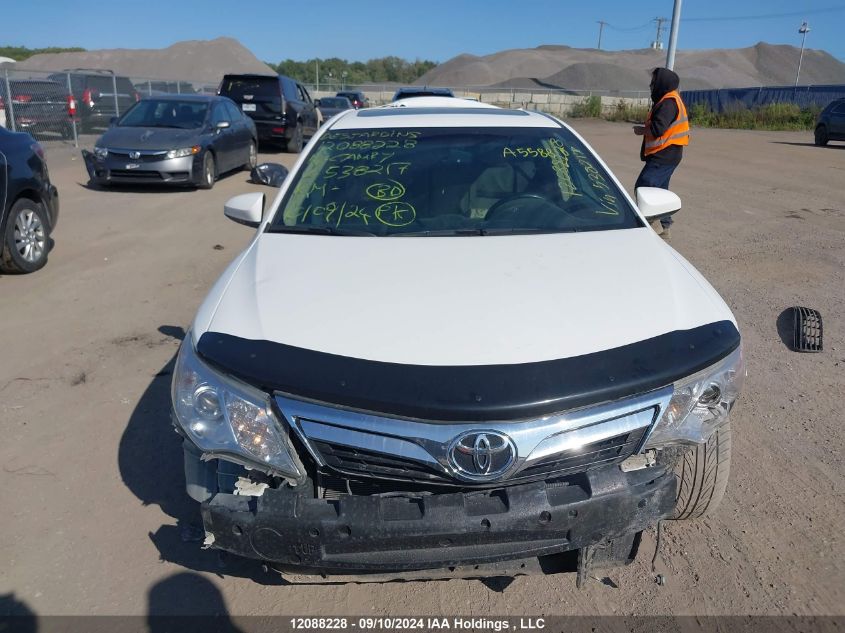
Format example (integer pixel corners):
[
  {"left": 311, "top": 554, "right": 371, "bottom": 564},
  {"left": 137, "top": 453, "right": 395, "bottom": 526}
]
[
  {"left": 1, "top": 67, "right": 219, "bottom": 146},
  {"left": 1, "top": 65, "right": 651, "bottom": 147}
]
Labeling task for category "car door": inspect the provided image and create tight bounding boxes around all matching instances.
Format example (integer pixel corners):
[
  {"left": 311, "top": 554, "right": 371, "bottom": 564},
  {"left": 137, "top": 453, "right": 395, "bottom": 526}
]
[
  {"left": 0, "top": 148, "right": 7, "bottom": 233},
  {"left": 831, "top": 101, "right": 845, "bottom": 137},
  {"left": 209, "top": 102, "right": 235, "bottom": 171},
  {"left": 296, "top": 83, "right": 318, "bottom": 136},
  {"left": 224, "top": 101, "right": 251, "bottom": 164}
]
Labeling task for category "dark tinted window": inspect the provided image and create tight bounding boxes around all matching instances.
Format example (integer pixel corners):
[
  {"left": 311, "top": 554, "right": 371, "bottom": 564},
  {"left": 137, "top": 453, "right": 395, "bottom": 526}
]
[
  {"left": 832, "top": 102, "right": 845, "bottom": 115},
  {"left": 319, "top": 98, "right": 350, "bottom": 108},
  {"left": 271, "top": 126, "right": 639, "bottom": 236},
  {"left": 210, "top": 103, "right": 228, "bottom": 125},
  {"left": 8, "top": 81, "right": 67, "bottom": 98},
  {"left": 82, "top": 75, "right": 134, "bottom": 93},
  {"left": 220, "top": 77, "right": 280, "bottom": 100},
  {"left": 281, "top": 78, "right": 297, "bottom": 101},
  {"left": 223, "top": 101, "right": 242, "bottom": 120}
]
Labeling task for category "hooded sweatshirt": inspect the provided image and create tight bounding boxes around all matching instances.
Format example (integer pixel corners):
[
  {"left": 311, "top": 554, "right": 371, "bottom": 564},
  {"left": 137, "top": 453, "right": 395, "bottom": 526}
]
[{"left": 640, "top": 67, "right": 683, "bottom": 164}]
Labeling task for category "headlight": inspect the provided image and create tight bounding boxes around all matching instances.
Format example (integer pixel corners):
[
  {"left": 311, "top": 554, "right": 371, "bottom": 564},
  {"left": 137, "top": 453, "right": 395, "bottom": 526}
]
[
  {"left": 645, "top": 345, "right": 745, "bottom": 448},
  {"left": 93, "top": 146, "right": 108, "bottom": 159},
  {"left": 171, "top": 337, "right": 303, "bottom": 480},
  {"left": 166, "top": 146, "right": 201, "bottom": 159}
]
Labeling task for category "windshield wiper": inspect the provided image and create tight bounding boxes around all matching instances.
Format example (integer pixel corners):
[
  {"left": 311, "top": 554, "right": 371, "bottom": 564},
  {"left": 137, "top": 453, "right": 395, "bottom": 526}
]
[
  {"left": 390, "top": 228, "right": 483, "bottom": 237},
  {"left": 266, "top": 225, "right": 377, "bottom": 236},
  {"left": 480, "top": 227, "right": 579, "bottom": 235}
]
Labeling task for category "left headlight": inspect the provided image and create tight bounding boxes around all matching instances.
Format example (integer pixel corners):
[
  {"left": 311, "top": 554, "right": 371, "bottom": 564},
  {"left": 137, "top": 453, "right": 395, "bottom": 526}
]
[
  {"left": 645, "top": 344, "right": 745, "bottom": 448},
  {"left": 166, "top": 146, "right": 201, "bottom": 159},
  {"left": 171, "top": 337, "right": 303, "bottom": 480}
]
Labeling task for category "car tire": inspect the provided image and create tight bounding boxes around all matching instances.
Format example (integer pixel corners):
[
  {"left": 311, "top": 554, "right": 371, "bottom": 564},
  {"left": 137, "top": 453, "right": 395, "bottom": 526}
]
[
  {"left": 243, "top": 141, "right": 257, "bottom": 171},
  {"left": 287, "top": 123, "right": 304, "bottom": 154},
  {"left": 669, "top": 421, "right": 731, "bottom": 520},
  {"left": 1, "top": 198, "right": 50, "bottom": 274},
  {"left": 198, "top": 152, "right": 216, "bottom": 190},
  {"left": 814, "top": 125, "right": 829, "bottom": 146}
]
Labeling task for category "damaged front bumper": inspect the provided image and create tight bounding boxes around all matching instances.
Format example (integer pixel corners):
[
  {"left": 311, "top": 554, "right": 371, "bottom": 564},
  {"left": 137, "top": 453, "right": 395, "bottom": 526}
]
[{"left": 188, "top": 443, "right": 675, "bottom": 575}]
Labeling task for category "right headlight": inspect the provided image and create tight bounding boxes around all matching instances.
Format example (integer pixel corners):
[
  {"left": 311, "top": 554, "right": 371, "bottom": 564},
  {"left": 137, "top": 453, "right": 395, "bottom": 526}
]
[
  {"left": 645, "top": 344, "right": 745, "bottom": 448},
  {"left": 171, "top": 337, "right": 303, "bottom": 481},
  {"left": 93, "top": 146, "right": 108, "bottom": 159}
]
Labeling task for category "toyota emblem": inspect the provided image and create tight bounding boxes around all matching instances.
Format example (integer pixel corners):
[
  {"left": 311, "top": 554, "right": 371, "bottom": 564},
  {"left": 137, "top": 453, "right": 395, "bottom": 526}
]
[
  {"left": 129, "top": 151, "right": 141, "bottom": 159},
  {"left": 448, "top": 431, "right": 516, "bottom": 481}
]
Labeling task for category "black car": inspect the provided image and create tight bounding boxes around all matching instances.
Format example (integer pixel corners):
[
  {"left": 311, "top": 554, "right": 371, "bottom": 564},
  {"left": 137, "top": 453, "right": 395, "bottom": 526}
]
[
  {"left": 49, "top": 69, "right": 140, "bottom": 133},
  {"left": 1, "top": 79, "right": 75, "bottom": 140},
  {"left": 218, "top": 74, "right": 318, "bottom": 153},
  {"left": 315, "top": 96, "right": 353, "bottom": 123},
  {"left": 84, "top": 95, "right": 257, "bottom": 189},
  {"left": 335, "top": 90, "right": 369, "bottom": 109},
  {"left": 0, "top": 128, "right": 59, "bottom": 273},
  {"left": 392, "top": 86, "right": 455, "bottom": 101},
  {"left": 814, "top": 97, "right": 845, "bottom": 146}
]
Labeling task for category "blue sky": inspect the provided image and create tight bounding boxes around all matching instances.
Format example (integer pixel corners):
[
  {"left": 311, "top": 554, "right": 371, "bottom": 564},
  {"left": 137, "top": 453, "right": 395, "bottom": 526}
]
[{"left": 3, "top": 0, "right": 844, "bottom": 62}]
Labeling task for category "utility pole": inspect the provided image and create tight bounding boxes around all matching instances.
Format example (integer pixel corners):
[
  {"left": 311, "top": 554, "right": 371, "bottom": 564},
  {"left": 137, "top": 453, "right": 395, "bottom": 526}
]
[
  {"left": 316, "top": 60, "right": 320, "bottom": 92},
  {"left": 795, "top": 21, "right": 810, "bottom": 86},
  {"left": 652, "top": 17, "right": 668, "bottom": 50},
  {"left": 596, "top": 21, "right": 608, "bottom": 50},
  {"left": 665, "top": 0, "right": 683, "bottom": 70}
]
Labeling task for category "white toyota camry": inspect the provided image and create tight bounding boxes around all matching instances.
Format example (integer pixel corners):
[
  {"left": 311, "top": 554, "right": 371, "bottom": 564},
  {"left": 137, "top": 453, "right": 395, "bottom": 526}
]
[{"left": 171, "top": 97, "right": 744, "bottom": 581}]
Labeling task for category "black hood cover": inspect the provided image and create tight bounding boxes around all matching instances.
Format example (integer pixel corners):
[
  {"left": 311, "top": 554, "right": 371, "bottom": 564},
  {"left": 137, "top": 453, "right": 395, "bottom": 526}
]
[{"left": 651, "top": 67, "right": 680, "bottom": 102}]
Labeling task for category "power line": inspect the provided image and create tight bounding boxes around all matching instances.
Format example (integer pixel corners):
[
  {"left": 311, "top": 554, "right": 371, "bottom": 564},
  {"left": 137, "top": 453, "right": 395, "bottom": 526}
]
[{"left": 682, "top": 5, "right": 845, "bottom": 22}]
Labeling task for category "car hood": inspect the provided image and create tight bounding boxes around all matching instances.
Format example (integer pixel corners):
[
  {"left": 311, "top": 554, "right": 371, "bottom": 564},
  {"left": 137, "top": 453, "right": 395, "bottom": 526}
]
[
  {"left": 98, "top": 126, "right": 202, "bottom": 149},
  {"left": 196, "top": 228, "right": 735, "bottom": 366}
]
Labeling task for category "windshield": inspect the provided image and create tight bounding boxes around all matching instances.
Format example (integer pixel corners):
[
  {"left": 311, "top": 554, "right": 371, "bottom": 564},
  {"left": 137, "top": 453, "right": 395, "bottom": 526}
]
[
  {"left": 271, "top": 126, "right": 640, "bottom": 236},
  {"left": 119, "top": 100, "right": 208, "bottom": 129}
]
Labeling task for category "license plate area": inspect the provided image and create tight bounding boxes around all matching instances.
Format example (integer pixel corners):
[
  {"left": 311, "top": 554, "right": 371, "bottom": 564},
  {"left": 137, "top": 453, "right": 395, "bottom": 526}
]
[{"left": 242, "top": 103, "right": 256, "bottom": 112}]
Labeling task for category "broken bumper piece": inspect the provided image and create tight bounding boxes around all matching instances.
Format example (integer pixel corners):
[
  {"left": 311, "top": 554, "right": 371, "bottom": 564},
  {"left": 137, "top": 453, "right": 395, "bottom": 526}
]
[{"left": 199, "top": 466, "right": 675, "bottom": 576}]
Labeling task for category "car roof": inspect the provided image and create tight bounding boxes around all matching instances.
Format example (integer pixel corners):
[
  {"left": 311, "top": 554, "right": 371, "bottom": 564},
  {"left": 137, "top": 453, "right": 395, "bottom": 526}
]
[
  {"left": 139, "top": 94, "right": 220, "bottom": 102},
  {"left": 330, "top": 99, "right": 560, "bottom": 130}
]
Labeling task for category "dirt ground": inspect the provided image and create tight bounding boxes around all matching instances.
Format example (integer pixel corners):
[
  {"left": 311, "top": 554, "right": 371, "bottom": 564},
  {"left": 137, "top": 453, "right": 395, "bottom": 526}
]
[{"left": 1, "top": 121, "right": 843, "bottom": 620}]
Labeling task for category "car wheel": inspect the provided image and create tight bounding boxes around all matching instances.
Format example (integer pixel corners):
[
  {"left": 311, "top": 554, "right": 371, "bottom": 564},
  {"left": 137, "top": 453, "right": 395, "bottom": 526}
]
[
  {"left": 1, "top": 198, "right": 50, "bottom": 274},
  {"left": 814, "top": 125, "right": 829, "bottom": 146},
  {"left": 198, "top": 152, "right": 216, "bottom": 189},
  {"left": 668, "top": 421, "right": 731, "bottom": 520},
  {"left": 244, "top": 141, "right": 257, "bottom": 170},
  {"left": 287, "top": 123, "right": 304, "bottom": 154}
]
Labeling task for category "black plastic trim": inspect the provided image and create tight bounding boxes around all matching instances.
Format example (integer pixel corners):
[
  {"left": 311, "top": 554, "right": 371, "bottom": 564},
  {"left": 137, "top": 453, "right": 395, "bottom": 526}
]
[{"left": 196, "top": 321, "right": 739, "bottom": 422}]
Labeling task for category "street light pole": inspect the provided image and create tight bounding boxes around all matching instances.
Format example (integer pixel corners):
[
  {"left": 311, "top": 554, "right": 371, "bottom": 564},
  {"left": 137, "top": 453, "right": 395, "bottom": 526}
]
[
  {"left": 665, "top": 0, "right": 683, "bottom": 70},
  {"left": 795, "top": 21, "right": 810, "bottom": 86}
]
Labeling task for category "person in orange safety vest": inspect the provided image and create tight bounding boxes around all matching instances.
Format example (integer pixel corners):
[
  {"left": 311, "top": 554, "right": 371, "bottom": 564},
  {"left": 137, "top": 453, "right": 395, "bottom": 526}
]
[{"left": 633, "top": 67, "right": 689, "bottom": 240}]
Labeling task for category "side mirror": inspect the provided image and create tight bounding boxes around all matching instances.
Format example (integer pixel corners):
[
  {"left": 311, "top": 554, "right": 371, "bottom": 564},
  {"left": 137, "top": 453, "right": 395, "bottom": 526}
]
[
  {"left": 224, "top": 192, "right": 265, "bottom": 227},
  {"left": 109, "top": 116, "right": 118, "bottom": 126},
  {"left": 216, "top": 121, "right": 230, "bottom": 130},
  {"left": 636, "top": 187, "right": 681, "bottom": 221},
  {"left": 315, "top": 98, "right": 321, "bottom": 106}
]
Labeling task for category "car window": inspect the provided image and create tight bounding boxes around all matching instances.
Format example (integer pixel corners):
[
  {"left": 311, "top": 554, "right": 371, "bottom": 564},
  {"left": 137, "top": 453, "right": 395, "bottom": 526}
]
[
  {"left": 832, "top": 102, "right": 845, "bottom": 115},
  {"left": 299, "top": 84, "right": 312, "bottom": 103},
  {"left": 281, "top": 79, "right": 297, "bottom": 102},
  {"left": 210, "top": 103, "right": 228, "bottom": 125},
  {"left": 220, "top": 77, "right": 279, "bottom": 100},
  {"left": 223, "top": 101, "right": 242, "bottom": 121},
  {"left": 119, "top": 99, "right": 209, "bottom": 129},
  {"left": 271, "top": 126, "right": 639, "bottom": 235}
]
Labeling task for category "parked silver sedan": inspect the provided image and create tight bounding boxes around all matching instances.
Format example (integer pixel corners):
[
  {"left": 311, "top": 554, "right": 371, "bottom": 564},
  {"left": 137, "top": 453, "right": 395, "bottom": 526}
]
[{"left": 85, "top": 95, "right": 257, "bottom": 189}]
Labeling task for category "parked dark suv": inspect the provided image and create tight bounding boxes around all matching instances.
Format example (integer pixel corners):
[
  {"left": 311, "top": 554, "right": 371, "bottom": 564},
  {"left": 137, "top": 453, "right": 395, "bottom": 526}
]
[
  {"left": 48, "top": 69, "right": 139, "bottom": 133},
  {"left": 218, "top": 74, "right": 318, "bottom": 153},
  {"left": 814, "top": 97, "right": 845, "bottom": 146},
  {"left": 1, "top": 79, "right": 75, "bottom": 139}
]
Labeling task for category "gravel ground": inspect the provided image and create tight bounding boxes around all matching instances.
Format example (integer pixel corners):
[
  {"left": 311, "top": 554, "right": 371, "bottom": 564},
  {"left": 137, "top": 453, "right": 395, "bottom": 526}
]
[{"left": 0, "top": 121, "right": 843, "bottom": 621}]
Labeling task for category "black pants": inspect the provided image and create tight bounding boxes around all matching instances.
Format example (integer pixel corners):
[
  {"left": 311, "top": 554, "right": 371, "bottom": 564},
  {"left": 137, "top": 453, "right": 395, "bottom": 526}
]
[{"left": 635, "top": 159, "right": 679, "bottom": 228}]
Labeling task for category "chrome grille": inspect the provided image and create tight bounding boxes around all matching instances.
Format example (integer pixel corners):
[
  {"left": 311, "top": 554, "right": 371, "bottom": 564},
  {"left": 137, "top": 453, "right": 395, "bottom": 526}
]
[{"left": 277, "top": 387, "right": 672, "bottom": 487}]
